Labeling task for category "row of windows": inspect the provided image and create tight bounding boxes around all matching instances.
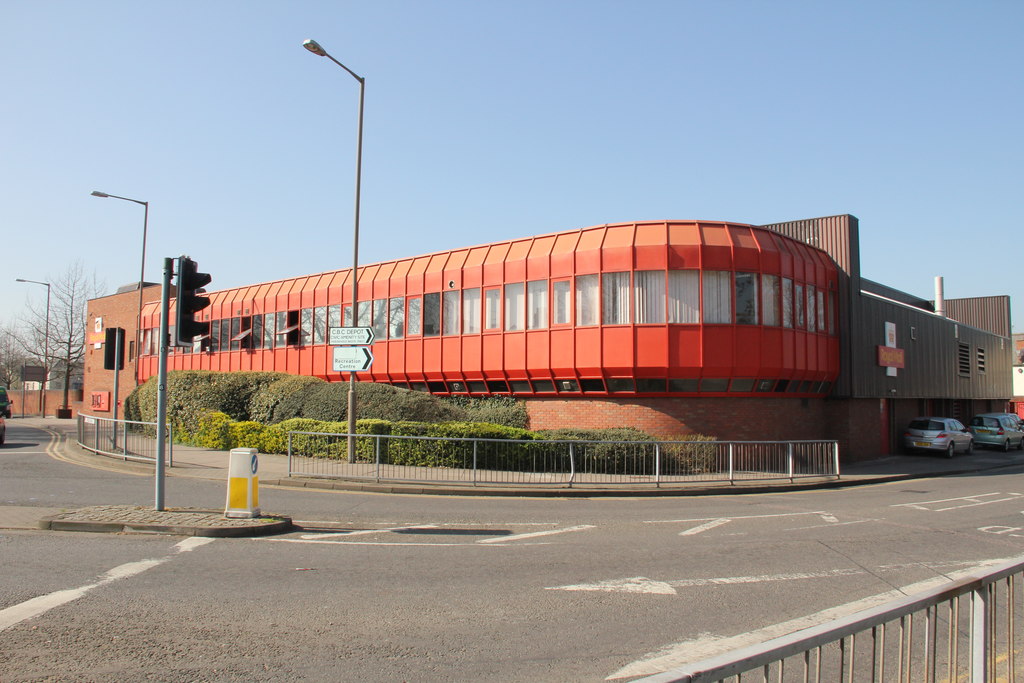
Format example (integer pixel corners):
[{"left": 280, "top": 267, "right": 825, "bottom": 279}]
[
  {"left": 371, "top": 377, "right": 831, "bottom": 396},
  {"left": 145, "top": 270, "right": 836, "bottom": 354}
]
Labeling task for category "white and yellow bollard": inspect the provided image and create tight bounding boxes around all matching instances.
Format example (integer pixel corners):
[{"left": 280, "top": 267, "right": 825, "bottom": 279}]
[{"left": 225, "top": 448, "right": 260, "bottom": 519}]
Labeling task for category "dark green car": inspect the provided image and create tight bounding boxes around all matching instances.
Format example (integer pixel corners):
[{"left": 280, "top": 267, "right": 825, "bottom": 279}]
[{"left": 0, "top": 387, "right": 10, "bottom": 418}]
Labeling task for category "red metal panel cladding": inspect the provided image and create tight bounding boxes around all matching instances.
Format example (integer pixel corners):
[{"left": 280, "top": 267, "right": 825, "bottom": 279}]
[{"left": 141, "top": 220, "right": 842, "bottom": 398}]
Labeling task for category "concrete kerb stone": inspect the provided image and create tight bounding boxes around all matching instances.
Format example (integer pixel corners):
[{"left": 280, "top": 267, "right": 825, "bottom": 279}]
[{"left": 38, "top": 505, "right": 292, "bottom": 537}]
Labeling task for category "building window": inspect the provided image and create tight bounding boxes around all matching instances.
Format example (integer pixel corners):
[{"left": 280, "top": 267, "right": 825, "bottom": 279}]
[
  {"left": 251, "top": 314, "right": 263, "bottom": 349},
  {"left": 816, "top": 289, "right": 826, "bottom": 332},
  {"left": 634, "top": 270, "right": 665, "bottom": 324},
  {"left": 703, "top": 271, "right": 732, "bottom": 324},
  {"left": 794, "top": 283, "right": 805, "bottom": 330},
  {"left": 328, "top": 304, "right": 341, "bottom": 332},
  {"left": 602, "top": 272, "right": 630, "bottom": 324},
  {"left": 552, "top": 280, "right": 571, "bottom": 325},
  {"left": 301, "top": 308, "right": 313, "bottom": 345},
  {"left": 230, "top": 317, "right": 243, "bottom": 351},
  {"left": 357, "top": 301, "right": 371, "bottom": 328},
  {"left": 735, "top": 272, "right": 758, "bottom": 325},
  {"left": 407, "top": 296, "right": 422, "bottom": 336},
  {"left": 668, "top": 270, "right": 699, "bottom": 323},
  {"left": 389, "top": 297, "right": 405, "bottom": 339},
  {"left": 210, "top": 320, "right": 221, "bottom": 352},
  {"left": 423, "top": 293, "right": 441, "bottom": 337},
  {"left": 263, "top": 313, "right": 274, "bottom": 348},
  {"left": 958, "top": 342, "right": 971, "bottom": 377},
  {"left": 442, "top": 291, "right": 460, "bottom": 335},
  {"left": 372, "top": 298, "right": 388, "bottom": 340},
  {"left": 343, "top": 304, "right": 352, "bottom": 327},
  {"left": 527, "top": 280, "right": 548, "bottom": 330},
  {"left": 504, "top": 283, "right": 524, "bottom": 331},
  {"left": 575, "top": 274, "right": 599, "bottom": 326},
  {"left": 313, "top": 306, "right": 326, "bottom": 344},
  {"left": 806, "top": 285, "right": 816, "bottom": 332},
  {"left": 220, "top": 318, "right": 232, "bottom": 350},
  {"left": 782, "top": 278, "right": 794, "bottom": 329},
  {"left": 484, "top": 288, "right": 501, "bottom": 330},
  {"left": 462, "top": 288, "right": 481, "bottom": 334},
  {"left": 761, "top": 274, "right": 780, "bottom": 326},
  {"left": 977, "top": 347, "right": 986, "bottom": 373}
]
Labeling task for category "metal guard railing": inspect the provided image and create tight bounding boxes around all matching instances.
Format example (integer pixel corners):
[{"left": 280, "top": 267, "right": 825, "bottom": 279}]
[
  {"left": 286, "top": 432, "right": 840, "bottom": 487},
  {"left": 637, "top": 555, "right": 1024, "bottom": 682},
  {"left": 77, "top": 414, "right": 173, "bottom": 466}
]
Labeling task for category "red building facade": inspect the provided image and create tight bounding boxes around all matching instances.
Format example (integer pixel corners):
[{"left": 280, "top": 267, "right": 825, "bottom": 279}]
[{"left": 137, "top": 220, "right": 841, "bottom": 399}]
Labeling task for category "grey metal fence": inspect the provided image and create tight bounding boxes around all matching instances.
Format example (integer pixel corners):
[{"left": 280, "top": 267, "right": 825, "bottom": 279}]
[
  {"left": 286, "top": 432, "right": 839, "bottom": 487},
  {"left": 636, "top": 556, "right": 1024, "bottom": 682},
  {"left": 76, "top": 414, "right": 173, "bottom": 466}
]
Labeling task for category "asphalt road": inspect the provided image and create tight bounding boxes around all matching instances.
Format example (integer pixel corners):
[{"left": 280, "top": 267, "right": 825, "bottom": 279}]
[{"left": 3, "top": 421, "right": 1024, "bottom": 681}]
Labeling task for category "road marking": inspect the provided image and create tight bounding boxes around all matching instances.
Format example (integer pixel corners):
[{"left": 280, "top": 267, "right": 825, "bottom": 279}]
[
  {"left": 261, "top": 538, "right": 549, "bottom": 547},
  {"left": 547, "top": 568, "right": 864, "bottom": 595},
  {"left": 648, "top": 511, "right": 829, "bottom": 524},
  {"left": 678, "top": 518, "right": 731, "bottom": 536},
  {"left": 893, "top": 492, "right": 1024, "bottom": 512},
  {"left": 605, "top": 556, "right": 1022, "bottom": 680},
  {"left": 785, "top": 519, "right": 874, "bottom": 531},
  {"left": 477, "top": 524, "right": 595, "bottom": 544},
  {"left": 299, "top": 524, "right": 439, "bottom": 540}
]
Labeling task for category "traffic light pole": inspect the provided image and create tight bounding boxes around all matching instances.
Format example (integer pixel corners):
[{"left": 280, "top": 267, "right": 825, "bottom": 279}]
[{"left": 154, "top": 257, "right": 172, "bottom": 511}]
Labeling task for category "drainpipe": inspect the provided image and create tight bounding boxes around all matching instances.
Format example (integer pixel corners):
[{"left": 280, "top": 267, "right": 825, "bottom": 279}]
[{"left": 935, "top": 276, "right": 945, "bottom": 318}]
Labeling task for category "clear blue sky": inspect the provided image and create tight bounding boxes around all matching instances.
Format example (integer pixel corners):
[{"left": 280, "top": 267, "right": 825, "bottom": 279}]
[{"left": 3, "top": 1, "right": 1021, "bottom": 330}]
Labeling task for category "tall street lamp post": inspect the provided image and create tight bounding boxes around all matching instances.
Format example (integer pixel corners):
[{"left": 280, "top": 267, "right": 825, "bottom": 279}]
[
  {"left": 91, "top": 191, "right": 149, "bottom": 387},
  {"left": 15, "top": 278, "right": 51, "bottom": 418},
  {"left": 303, "top": 38, "right": 365, "bottom": 463}
]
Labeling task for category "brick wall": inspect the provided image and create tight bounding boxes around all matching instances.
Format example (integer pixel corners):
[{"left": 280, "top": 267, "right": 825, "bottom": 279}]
[
  {"left": 82, "top": 286, "right": 161, "bottom": 418},
  {"left": 526, "top": 396, "right": 888, "bottom": 463}
]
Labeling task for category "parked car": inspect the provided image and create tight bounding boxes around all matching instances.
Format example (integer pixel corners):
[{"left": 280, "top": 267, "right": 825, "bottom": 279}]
[
  {"left": 968, "top": 414, "right": 1024, "bottom": 452},
  {"left": 903, "top": 417, "right": 973, "bottom": 457},
  {"left": 0, "top": 386, "right": 10, "bottom": 418},
  {"left": 0, "top": 414, "right": 5, "bottom": 445}
]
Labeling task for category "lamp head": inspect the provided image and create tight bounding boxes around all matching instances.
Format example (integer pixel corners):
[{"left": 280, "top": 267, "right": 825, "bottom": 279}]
[
  {"left": 303, "top": 39, "right": 327, "bottom": 57},
  {"left": 91, "top": 191, "right": 110, "bottom": 198}
]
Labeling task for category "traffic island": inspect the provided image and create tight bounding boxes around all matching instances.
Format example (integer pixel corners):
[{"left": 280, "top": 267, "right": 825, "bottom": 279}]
[{"left": 39, "top": 505, "right": 292, "bottom": 537}]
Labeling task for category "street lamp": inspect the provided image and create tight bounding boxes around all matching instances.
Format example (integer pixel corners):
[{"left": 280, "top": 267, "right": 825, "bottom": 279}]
[
  {"left": 303, "top": 38, "right": 365, "bottom": 463},
  {"left": 15, "top": 278, "right": 50, "bottom": 418},
  {"left": 91, "top": 190, "right": 149, "bottom": 387}
]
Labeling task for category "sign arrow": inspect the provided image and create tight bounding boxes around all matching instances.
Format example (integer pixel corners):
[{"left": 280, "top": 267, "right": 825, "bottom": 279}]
[
  {"left": 329, "top": 326, "right": 375, "bottom": 346},
  {"left": 332, "top": 346, "right": 374, "bottom": 372}
]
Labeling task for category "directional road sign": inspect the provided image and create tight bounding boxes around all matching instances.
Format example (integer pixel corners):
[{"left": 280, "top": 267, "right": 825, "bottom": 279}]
[
  {"left": 329, "top": 326, "right": 376, "bottom": 346},
  {"left": 332, "top": 346, "right": 374, "bottom": 372}
]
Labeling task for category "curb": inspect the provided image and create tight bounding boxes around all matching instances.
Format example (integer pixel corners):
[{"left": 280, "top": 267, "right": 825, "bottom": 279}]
[{"left": 38, "top": 508, "right": 293, "bottom": 538}]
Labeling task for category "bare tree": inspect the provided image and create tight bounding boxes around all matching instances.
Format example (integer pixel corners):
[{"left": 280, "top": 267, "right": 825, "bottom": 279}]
[
  {"left": 18, "top": 262, "right": 105, "bottom": 411},
  {"left": 0, "top": 321, "right": 29, "bottom": 388}
]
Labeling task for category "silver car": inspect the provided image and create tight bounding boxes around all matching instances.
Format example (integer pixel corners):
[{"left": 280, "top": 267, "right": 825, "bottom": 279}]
[
  {"left": 968, "top": 414, "right": 1024, "bottom": 452},
  {"left": 903, "top": 417, "right": 973, "bottom": 457}
]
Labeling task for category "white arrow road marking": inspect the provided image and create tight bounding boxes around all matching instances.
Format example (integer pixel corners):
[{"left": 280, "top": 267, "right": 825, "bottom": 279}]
[
  {"left": 605, "top": 556, "right": 1021, "bottom": 680},
  {"left": 547, "top": 568, "right": 864, "bottom": 595},
  {"left": 477, "top": 524, "right": 595, "bottom": 544},
  {"left": 678, "top": 518, "right": 731, "bottom": 536},
  {"left": 893, "top": 492, "right": 1024, "bottom": 512},
  {"left": 300, "top": 524, "right": 439, "bottom": 540},
  {"left": 0, "top": 538, "right": 214, "bottom": 632}
]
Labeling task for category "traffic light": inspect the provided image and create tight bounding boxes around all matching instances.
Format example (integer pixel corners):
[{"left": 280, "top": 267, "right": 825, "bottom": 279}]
[
  {"left": 174, "top": 256, "right": 212, "bottom": 346},
  {"left": 103, "top": 327, "right": 125, "bottom": 370}
]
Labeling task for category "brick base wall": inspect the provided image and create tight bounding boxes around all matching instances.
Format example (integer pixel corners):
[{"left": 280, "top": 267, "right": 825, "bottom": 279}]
[{"left": 525, "top": 396, "right": 886, "bottom": 463}]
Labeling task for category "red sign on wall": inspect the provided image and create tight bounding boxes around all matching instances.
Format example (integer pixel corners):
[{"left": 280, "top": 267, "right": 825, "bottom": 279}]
[
  {"left": 90, "top": 391, "right": 111, "bottom": 412},
  {"left": 877, "top": 345, "right": 905, "bottom": 369}
]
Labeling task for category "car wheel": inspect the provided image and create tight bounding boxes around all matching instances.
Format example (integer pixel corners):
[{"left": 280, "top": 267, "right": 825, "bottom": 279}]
[
  {"left": 966, "top": 440, "right": 974, "bottom": 455},
  {"left": 1018, "top": 436, "right": 1024, "bottom": 451},
  {"left": 946, "top": 442, "right": 955, "bottom": 458},
  {"left": 1002, "top": 438, "right": 1011, "bottom": 453}
]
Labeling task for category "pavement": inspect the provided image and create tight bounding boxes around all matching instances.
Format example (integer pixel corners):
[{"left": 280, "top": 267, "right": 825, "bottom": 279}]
[{"left": 5, "top": 416, "right": 1024, "bottom": 537}]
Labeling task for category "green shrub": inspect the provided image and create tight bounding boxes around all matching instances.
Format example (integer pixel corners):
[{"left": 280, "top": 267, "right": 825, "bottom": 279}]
[
  {"left": 228, "top": 420, "right": 274, "bottom": 451},
  {"left": 442, "top": 395, "right": 528, "bottom": 429},
  {"left": 194, "top": 412, "right": 233, "bottom": 450},
  {"left": 256, "top": 375, "right": 326, "bottom": 423}
]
